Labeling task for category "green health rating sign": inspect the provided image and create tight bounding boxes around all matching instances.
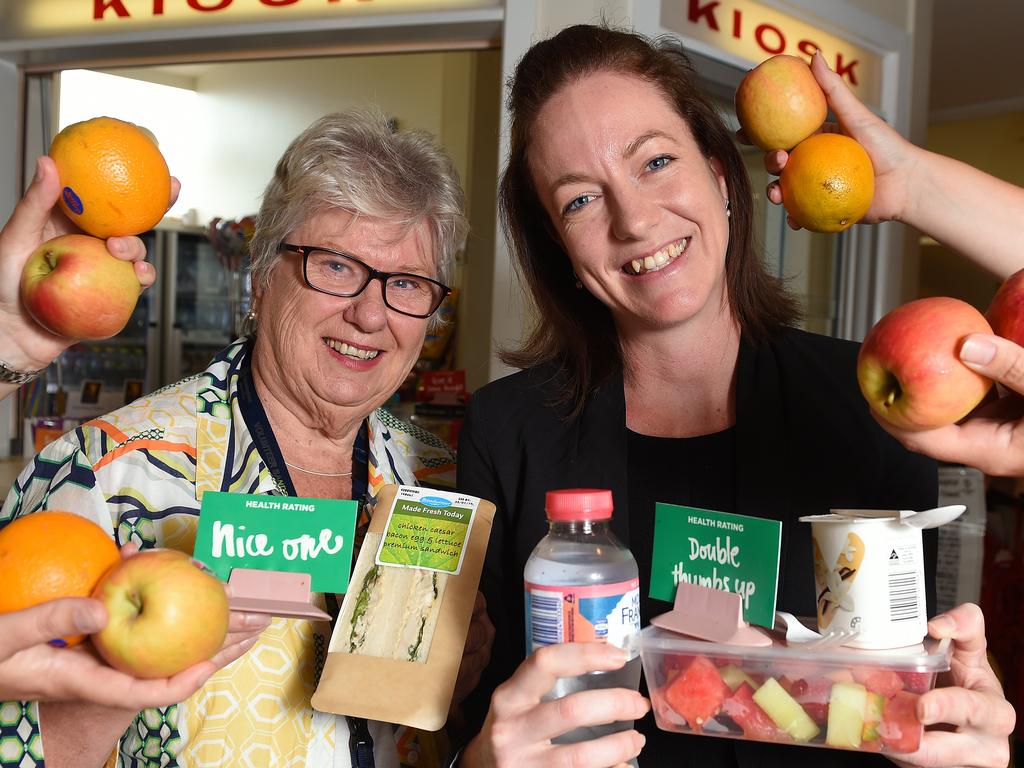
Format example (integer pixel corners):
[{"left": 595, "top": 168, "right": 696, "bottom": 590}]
[
  {"left": 650, "top": 504, "right": 782, "bottom": 628},
  {"left": 375, "top": 486, "right": 479, "bottom": 575},
  {"left": 194, "top": 491, "right": 357, "bottom": 593}
]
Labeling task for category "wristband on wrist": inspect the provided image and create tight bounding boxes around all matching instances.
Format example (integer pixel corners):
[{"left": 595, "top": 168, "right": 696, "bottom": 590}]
[{"left": 0, "top": 358, "right": 46, "bottom": 384}]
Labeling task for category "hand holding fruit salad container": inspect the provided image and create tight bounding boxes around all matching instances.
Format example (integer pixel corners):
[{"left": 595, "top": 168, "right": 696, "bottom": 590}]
[{"left": 627, "top": 581, "right": 953, "bottom": 755}]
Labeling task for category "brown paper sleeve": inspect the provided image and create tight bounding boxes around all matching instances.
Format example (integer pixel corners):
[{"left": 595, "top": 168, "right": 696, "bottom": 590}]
[{"left": 311, "top": 484, "right": 496, "bottom": 731}]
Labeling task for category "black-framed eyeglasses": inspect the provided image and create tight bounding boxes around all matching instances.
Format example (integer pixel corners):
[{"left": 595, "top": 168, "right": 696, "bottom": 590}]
[{"left": 280, "top": 242, "right": 451, "bottom": 319}]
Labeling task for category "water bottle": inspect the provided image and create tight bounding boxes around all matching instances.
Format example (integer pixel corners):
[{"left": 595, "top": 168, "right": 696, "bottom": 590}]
[{"left": 524, "top": 488, "right": 642, "bottom": 744}]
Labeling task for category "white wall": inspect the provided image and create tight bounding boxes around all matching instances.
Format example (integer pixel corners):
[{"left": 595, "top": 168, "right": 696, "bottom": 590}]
[{"left": 188, "top": 51, "right": 454, "bottom": 223}]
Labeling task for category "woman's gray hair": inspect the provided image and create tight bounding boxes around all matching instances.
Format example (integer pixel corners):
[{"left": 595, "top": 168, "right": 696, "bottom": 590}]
[{"left": 248, "top": 109, "right": 467, "bottom": 307}]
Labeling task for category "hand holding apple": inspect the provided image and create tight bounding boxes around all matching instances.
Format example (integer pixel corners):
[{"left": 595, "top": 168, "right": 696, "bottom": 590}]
[
  {"left": 857, "top": 297, "right": 993, "bottom": 431},
  {"left": 736, "top": 54, "right": 827, "bottom": 152},
  {"left": 91, "top": 548, "right": 230, "bottom": 679},
  {"left": 0, "top": 156, "right": 166, "bottom": 375},
  {"left": 21, "top": 234, "right": 142, "bottom": 340}
]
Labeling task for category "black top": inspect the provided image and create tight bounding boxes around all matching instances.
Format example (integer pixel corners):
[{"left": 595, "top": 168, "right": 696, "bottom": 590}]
[
  {"left": 627, "top": 426, "right": 738, "bottom": 627},
  {"left": 457, "top": 328, "right": 939, "bottom": 768},
  {"left": 628, "top": 427, "right": 742, "bottom": 765}
]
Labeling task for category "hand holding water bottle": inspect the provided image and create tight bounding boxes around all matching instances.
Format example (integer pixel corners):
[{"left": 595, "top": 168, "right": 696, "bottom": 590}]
[
  {"left": 460, "top": 641, "right": 649, "bottom": 768},
  {"left": 460, "top": 490, "right": 649, "bottom": 767}
]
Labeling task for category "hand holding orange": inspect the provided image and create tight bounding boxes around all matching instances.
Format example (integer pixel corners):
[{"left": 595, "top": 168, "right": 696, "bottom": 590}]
[
  {"left": 779, "top": 133, "right": 875, "bottom": 233},
  {"left": 49, "top": 116, "right": 171, "bottom": 239},
  {"left": 0, "top": 511, "right": 120, "bottom": 646},
  {"left": 17, "top": 116, "right": 170, "bottom": 341}
]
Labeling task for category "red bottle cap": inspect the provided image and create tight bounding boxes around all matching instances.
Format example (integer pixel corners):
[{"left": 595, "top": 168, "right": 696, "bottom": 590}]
[{"left": 545, "top": 488, "right": 614, "bottom": 521}]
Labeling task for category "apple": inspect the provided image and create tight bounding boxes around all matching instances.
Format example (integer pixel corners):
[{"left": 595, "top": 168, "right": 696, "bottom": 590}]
[
  {"left": 91, "top": 548, "right": 229, "bottom": 679},
  {"left": 986, "top": 267, "right": 1024, "bottom": 346},
  {"left": 858, "top": 297, "right": 993, "bottom": 431},
  {"left": 20, "top": 234, "right": 141, "bottom": 340},
  {"left": 735, "top": 54, "right": 828, "bottom": 152}
]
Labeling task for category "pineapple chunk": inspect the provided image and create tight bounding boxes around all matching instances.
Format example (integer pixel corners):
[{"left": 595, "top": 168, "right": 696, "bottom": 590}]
[
  {"left": 752, "top": 677, "right": 820, "bottom": 742},
  {"left": 720, "top": 664, "right": 760, "bottom": 692},
  {"left": 826, "top": 682, "right": 868, "bottom": 749}
]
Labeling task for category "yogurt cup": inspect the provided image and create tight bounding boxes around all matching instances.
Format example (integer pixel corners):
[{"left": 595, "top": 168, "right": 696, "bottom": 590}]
[{"left": 799, "top": 506, "right": 965, "bottom": 650}]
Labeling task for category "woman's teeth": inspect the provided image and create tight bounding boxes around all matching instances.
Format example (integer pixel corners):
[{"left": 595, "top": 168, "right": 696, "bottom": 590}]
[
  {"left": 326, "top": 338, "right": 379, "bottom": 360},
  {"left": 627, "top": 239, "right": 688, "bottom": 275}
]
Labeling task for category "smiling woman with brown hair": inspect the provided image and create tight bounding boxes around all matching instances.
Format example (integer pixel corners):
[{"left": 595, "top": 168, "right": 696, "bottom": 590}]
[{"left": 456, "top": 24, "right": 1014, "bottom": 768}]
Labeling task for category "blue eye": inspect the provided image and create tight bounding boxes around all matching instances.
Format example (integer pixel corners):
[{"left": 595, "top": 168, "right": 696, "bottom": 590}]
[
  {"left": 647, "top": 155, "right": 672, "bottom": 171},
  {"left": 564, "top": 194, "right": 595, "bottom": 214}
]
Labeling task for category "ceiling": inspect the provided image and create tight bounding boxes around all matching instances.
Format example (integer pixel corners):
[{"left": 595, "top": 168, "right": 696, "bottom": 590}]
[{"left": 928, "top": 0, "right": 1024, "bottom": 121}]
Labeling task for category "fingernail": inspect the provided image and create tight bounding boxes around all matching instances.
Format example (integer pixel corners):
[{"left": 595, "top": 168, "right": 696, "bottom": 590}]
[
  {"left": 240, "top": 635, "right": 260, "bottom": 650},
  {"left": 918, "top": 699, "right": 934, "bottom": 723},
  {"left": 960, "top": 337, "right": 996, "bottom": 365},
  {"left": 75, "top": 604, "right": 105, "bottom": 633},
  {"left": 244, "top": 614, "right": 272, "bottom": 629},
  {"left": 929, "top": 615, "right": 955, "bottom": 635},
  {"left": 33, "top": 158, "right": 44, "bottom": 183}
]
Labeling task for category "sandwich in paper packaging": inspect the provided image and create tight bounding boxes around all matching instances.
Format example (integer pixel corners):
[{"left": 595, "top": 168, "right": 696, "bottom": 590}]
[{"left": 312, "top": 484, "right": 495, "bottom": 730}]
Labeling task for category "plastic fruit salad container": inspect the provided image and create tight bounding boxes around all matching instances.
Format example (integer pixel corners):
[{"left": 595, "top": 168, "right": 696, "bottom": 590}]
[{"left": 628, "top": 626, "right": 952, "bottom": 754}]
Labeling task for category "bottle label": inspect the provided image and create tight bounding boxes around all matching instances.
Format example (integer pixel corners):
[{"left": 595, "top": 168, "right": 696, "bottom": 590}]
[{"left": 524, "top": 578, "right": 640, "bottom": 654}]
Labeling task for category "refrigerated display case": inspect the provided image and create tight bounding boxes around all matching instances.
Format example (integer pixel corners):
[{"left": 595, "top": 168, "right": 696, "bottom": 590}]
[
  {"left": 162, "top": 224, "right": 251, "bottom": 384},
  {"left": 32, "top": 223, "right": 250, "bottom": 424}
]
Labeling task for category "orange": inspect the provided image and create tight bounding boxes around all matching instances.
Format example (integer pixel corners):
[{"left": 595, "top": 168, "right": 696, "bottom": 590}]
[
  {"left": 49, "top": 116, "right": 171, "bottom": 238},
  {"left": 780, "top": 133, "right": 875, "bottom": 233},
  {"left": 0, "top": 511, "right": 120, "bottom": 646}
]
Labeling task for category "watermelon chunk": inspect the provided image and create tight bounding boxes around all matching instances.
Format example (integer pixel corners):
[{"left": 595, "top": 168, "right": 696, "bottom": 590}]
[
  {"left": 878, "top": 691, "right": 922, "bottom": 753},
  {"left": 853, "top": 667, "right": 905, "bottom": 698},
  {"left": 897, "top": 670, "right": 932, "bottom": 694},
  {"left": 722, "top": 682, "right": 782, "bottom": 741},
  {"left": 664, "top": 655, "right": 730, "bottom": 731}
]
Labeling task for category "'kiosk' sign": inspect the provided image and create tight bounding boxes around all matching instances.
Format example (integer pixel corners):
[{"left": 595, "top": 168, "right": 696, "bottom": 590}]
[{"left": 662, "top": 0, "right": 882, "bottom": 108}]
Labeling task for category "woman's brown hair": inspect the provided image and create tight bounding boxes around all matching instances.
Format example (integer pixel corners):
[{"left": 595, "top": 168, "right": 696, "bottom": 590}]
[{"left": 500, "top": 24, "right": 800, "bottom": 417}]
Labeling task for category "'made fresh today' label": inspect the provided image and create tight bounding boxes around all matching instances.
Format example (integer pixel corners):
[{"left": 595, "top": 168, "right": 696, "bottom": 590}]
[
  {"left": 525, "top": 579, "right": 641, "bottom": 654},
  {"left": 650, "top": 504, "right": 781, "bottom": 628},
  {"left": 375, "top": 485, "right": 479, "bottom": 575}
]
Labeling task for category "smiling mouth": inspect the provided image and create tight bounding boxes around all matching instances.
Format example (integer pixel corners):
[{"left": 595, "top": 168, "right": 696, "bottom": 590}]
[
  {"left": 324, "top": 337, "right": 380, "bottom": 360},
  {"left": 624, "top": 238, "right": 689, "bottom": 275}
]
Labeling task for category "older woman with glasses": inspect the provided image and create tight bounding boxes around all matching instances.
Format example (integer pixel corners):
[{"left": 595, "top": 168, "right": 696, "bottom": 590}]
[{"left": 0, "top": 110, "right": 486, "bottom": 768}]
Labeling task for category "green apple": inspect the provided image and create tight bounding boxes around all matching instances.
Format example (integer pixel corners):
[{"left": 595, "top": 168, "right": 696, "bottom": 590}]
[
  {"left": 91, "top": 548, "right": 229, "bottom": 679},
  {"left": 752, "top": 677, "right": 820, "bottom": 742},
  {"left": 858, "top": 297, "right": 993, "bottom": 431},
  {"left": 826, "top": 681, "right": 868, "bottom": 749}
]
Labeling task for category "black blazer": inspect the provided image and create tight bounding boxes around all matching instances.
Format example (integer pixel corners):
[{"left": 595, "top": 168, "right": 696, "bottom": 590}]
[{"left": 457, "top": 328, "right": 938, "bottom": 767}]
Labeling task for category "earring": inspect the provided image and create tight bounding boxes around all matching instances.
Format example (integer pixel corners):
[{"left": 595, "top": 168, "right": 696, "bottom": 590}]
[
  {"left": 242, "top": 305, "right": 258, "bottom": 336},
  {"left": 573, "top": 272, "right": 582, "bottom": 290},
  {"left": 725, "top": 199, "right": 731, "bottom": 218}
]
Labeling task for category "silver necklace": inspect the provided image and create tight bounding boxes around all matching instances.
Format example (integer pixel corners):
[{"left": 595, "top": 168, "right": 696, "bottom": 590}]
[{"left": 283, "top": 460, "right": 353, "bottom": 478}]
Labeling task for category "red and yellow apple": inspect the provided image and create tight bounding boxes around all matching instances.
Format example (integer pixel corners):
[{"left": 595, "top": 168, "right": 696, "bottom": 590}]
[
  {"left": 735, "top": 54, "right": 828, "bottom": 152},
  {"left": 20, "top": 234, "right": 141, "bottom": 340},
  {"left": 857, "top": 297, "right": 993, "bottom": 431},
  {"left": 986, "top": 267, "right": 1024, "bottom": 346},
  {"left": 91, "top": 549, "right": 229, "bottom": 679}
]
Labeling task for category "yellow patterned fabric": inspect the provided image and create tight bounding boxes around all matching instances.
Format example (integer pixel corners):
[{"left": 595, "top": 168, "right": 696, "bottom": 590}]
[{"left": 0, "top": 339, "right": 456, "bottom": 768}]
